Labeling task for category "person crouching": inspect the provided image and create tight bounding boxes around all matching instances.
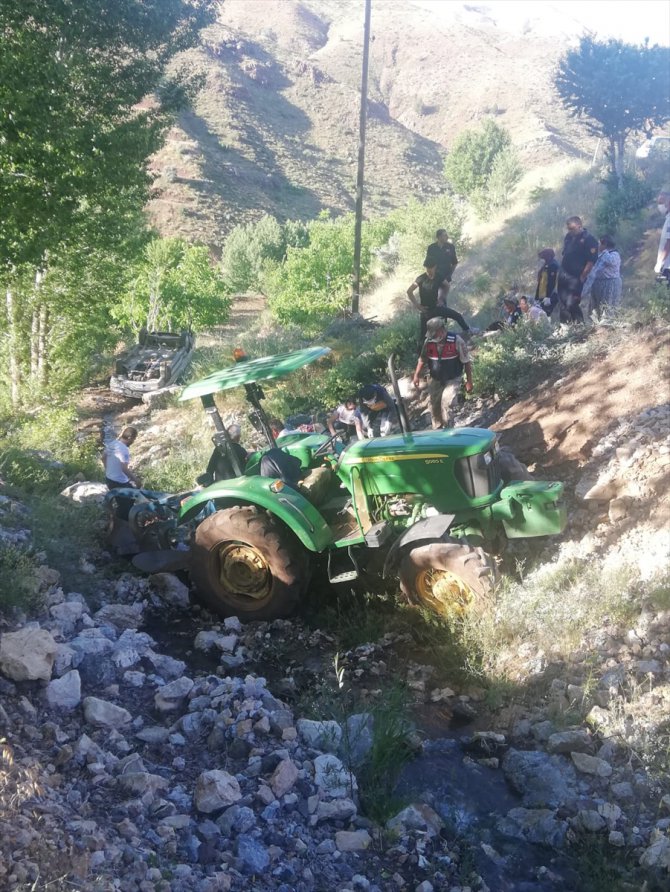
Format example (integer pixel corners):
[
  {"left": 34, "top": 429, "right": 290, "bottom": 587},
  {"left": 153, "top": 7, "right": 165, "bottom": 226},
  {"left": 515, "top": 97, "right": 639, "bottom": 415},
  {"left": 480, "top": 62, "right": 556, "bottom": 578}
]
[{"left": 412, "top": 316, "right": 473, "bottom": 430}]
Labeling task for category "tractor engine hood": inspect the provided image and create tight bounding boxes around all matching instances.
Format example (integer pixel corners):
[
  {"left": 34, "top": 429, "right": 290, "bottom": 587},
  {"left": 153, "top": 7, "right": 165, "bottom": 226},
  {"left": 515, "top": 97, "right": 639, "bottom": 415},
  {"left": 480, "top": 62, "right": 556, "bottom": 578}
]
[
  {"left": 339, "top": 428, "right": 498, "bottom": 466},
  {"left": 337, "top": 428, "right": 502, "bottom": 512}
]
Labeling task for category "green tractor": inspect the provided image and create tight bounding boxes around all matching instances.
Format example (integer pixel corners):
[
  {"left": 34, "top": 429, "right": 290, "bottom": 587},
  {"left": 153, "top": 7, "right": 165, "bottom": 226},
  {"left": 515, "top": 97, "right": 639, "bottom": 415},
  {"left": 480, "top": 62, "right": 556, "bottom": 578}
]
[{"left": 135, "top": 346, "right": 566, "bottom": 621}]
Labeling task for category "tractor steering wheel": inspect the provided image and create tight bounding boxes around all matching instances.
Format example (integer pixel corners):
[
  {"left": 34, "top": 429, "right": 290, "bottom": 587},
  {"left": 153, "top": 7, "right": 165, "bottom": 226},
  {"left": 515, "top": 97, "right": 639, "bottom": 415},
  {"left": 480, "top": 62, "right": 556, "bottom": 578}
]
[{"left": 313, "top": 431, "right": 342, "bottom": 459}]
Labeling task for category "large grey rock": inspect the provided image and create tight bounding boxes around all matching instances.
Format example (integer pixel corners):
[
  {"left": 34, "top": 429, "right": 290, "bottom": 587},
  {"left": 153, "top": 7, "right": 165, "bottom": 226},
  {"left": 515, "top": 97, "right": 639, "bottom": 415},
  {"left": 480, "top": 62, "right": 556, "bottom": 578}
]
[
  {"left": 335, "top": 830, "right": 371, "bottom": 852},
  {"left": 194, "top": 631, "right": 238, "bottom": 653},
  {"left": 70, "top": 630, "right": 115, "bottom": 660},
  {"left": 386, "top": 803, "right": 443, "bottom": 838},
  {"left": 576, "top": 809, "right": 607, "bottom": 832},
  {"left": 136, "top": 726, "right": 170, "bottom": 745},
  {"left": 0, "top": 627, "right": 57, "bottom": 681},
  {"left": 316, "top": 798, "right": 357, "bottom": 822},
  {"left": 148, "top": 573, "right": 190, "bottom": 609},
  {"left": 118, "top": 771, "right": 170, "bottom": 796},
  {"left": 83, "top": 696, "right": 131, "bottom": 729},
  {"left": 49, "top": 601, "right": 87, "bottom": 634},
  {"left": 497, "top": 808, "right": 568, "bottom": 848},
  {"left": 639, "top": 830, "right": 670, "bottom": 870},
  {"left": 502, "top": 749, "right": 577, "bottom": 808},
  {"left": 195, "top": 770, "right": 242, "bottom": 813},
  {"left": 546, "top": 730, "right": 593, "bottom": 755},
  {"left": 146, "top": 650, "right": 186, "bottom": 680},
  {"left": 236, "top": 834, "right": 270, "bottom": 875},
  {"left": 344, "top": 713, "right": 374, "bottom": 768},
  {"left": 217, "top": 805, "right": 256, "bottom": 836},
  {"left": 570, "top": 752, "right": 612, "bottom": 777},
  {"left": 46, "top": 669, "right": 81, "bottom": 710},
  {"left": 53, "top": 643, "right": 76, "bottom": 676},
  {"left": 94, "top": 603, "right": 144, "bottom": 630},
  {"left": 270, "top": 758, "right": 298, "bottom": 797},
  {"left": 297, "top": 718, "right": 342, "bottom": 753},
  {"left": 60, "top": 481, "right": 108, "bottom": 505},
  {"left": 575, "top": 474, "right": 618, "bottom": 502},
  {"left": 313, "top": 753, "right": 357, "bottom": 799},
  {"left": 155, "top": 676, "right": 194, "bottom": 713}
]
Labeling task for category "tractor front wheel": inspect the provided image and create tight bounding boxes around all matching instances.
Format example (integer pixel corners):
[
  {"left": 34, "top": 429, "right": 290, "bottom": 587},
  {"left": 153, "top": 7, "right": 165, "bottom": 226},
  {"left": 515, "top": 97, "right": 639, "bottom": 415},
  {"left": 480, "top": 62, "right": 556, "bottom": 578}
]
[
  {"left": 399, "top": 538, "right": 498, "bottom": 619},
  {"left": 191, "top": 506, "right": 309, "bottom": 621}
]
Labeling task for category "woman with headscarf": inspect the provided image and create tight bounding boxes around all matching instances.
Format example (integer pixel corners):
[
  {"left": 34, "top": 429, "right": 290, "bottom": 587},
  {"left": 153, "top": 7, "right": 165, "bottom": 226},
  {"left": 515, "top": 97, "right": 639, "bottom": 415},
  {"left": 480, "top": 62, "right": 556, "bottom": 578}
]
[
  {"left": 581, "top": 235, "right": 622, "bottom": 319},
  {"left": 535, "top": 248, "right": 560, "bottom": 316}
]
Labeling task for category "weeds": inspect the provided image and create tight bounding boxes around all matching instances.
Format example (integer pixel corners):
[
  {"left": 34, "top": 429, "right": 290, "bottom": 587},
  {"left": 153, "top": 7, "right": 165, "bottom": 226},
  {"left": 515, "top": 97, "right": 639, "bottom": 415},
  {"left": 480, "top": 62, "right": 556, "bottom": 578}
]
[
  {"left": 571, "top": 836, "right": 649, "bottom": 892},
  {"left": 0, "top": 545, "right": 42, "bottom": 613},
  {"left": 357, "top": 685, "right": 415, "bottom": 823}
]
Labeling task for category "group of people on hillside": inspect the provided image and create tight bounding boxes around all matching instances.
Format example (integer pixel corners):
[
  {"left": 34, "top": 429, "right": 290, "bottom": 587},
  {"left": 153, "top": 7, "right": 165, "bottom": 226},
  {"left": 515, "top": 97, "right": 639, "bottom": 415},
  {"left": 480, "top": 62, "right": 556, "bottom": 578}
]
[{"left": 106, "top": 194, "right": 670, "bottom": 486}]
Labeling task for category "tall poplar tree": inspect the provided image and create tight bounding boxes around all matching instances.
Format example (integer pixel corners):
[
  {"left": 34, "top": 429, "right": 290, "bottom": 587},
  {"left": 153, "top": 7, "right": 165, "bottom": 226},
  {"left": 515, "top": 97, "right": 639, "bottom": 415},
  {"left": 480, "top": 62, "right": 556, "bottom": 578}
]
[{"left": 0, "top": 0, "right": 213, "bottom": 403}]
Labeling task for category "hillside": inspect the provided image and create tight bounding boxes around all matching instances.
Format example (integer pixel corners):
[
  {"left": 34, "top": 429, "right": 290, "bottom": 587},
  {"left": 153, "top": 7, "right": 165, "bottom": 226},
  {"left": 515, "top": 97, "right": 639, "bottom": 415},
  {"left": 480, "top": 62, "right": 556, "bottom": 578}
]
[{"left": 147, "top": 0, "right": 594, "bottom": 250}]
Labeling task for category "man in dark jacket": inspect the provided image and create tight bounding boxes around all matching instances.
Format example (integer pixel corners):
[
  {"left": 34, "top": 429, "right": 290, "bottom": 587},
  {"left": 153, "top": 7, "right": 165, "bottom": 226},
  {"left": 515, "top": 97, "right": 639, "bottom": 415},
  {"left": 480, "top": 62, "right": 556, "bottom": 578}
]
[
  {"left": 358, "top": 384, "right": 395, "bottom": 438},
  {"left": 425, "top": 229, "right": 459, "bottom": 299},
  {"left": 558, "top": 216, "right": 598, "bottom": 323},
  {"left": 407, "top": 262, "right": 470, "bottom": 344},
  {"left": 535, "top": 248, "right": 560, "bottom": 316}
]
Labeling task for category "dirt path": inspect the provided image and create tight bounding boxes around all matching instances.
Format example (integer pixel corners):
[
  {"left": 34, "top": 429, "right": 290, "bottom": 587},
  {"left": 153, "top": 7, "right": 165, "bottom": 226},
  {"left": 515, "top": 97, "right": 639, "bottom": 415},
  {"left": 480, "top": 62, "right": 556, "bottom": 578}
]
[{"left": 196, "top": 291, "right": 268, "bottom": 349}]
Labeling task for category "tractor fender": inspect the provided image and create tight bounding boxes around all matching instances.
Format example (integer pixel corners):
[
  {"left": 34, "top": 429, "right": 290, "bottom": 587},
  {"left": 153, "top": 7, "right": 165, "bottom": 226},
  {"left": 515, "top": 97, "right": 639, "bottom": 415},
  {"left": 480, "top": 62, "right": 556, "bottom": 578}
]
[
  {"left": 383, "top": 514, "right": 455, "bottom": 579},
  {"left": 178, "top": 475, "right": 334, "bottom": 553}
]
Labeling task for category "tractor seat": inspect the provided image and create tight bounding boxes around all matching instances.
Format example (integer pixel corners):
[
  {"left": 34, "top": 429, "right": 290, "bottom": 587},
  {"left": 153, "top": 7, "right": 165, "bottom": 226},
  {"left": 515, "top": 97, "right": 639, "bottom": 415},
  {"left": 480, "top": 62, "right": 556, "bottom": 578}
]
[{"left": 298, "top": 465, "right": 336, "bottom": 507}]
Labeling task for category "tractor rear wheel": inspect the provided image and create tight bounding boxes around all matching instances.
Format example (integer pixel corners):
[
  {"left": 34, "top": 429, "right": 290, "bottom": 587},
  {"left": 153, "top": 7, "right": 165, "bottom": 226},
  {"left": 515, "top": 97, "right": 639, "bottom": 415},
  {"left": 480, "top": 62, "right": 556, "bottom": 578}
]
[
  {"left": 399, "top": 538, "right": 498, "bottom": 619},
  {"left": 191, "top": 506, "right": 309, "bottom": 621}
]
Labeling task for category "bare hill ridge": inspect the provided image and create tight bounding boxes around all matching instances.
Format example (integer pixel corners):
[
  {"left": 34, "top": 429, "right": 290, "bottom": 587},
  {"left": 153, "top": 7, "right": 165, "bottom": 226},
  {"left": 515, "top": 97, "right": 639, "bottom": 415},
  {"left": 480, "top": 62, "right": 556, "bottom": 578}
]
[{"left": 147, "top": 0, "right": 593, "bottom": 250}]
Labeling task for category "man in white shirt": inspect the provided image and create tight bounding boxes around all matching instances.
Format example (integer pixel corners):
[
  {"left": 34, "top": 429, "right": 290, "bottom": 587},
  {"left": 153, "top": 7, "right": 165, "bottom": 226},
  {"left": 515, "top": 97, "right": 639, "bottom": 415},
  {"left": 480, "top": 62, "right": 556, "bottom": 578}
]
[
  {"left": 327, "top": 398, "right": 363, "bottom": 441},
  {"left": 655, "top": 190, "right": 670, "bottom": 276},
  {"left": 104, "top": 426, "right": 140, "bottom": 489}
]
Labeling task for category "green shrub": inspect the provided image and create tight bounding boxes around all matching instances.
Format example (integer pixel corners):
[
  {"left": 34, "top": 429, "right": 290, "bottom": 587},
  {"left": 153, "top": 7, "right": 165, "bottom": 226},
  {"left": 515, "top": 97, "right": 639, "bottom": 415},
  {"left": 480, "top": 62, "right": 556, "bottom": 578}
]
[
  {"left": 472, "top": 325, "right": 558, "bottom": 398},
  {"left": 595, "top": 174, "right": 653, "bottom": 233},
  {"left": 266, "top": 213, "right": 393, "bottom": 333},
  {"left": 266, "top": 312, "right": 418, "bottom": 419},
  {"left": 115, "top": 237, "right": 231, "bottom": 333},
  {"left": 0, "top": 545, "right": 42, "bottom": 613},
  {"left": 356, "top": 684, "right": 414, "bottom": 823},
  {"left": 390, "top": 193, "right": 465, "bottom": 271},
  {"left": 220, "top": 214, "right": 308, "bottom": 294},
  {"left": 0, "top": 404, "right": 101, "bottom": 494},
  {"left": 480, "top": 145, "right": 523, "bottom": 212},
  {"left": 444, "top": 120, "right": 512, "bottom": 198}
]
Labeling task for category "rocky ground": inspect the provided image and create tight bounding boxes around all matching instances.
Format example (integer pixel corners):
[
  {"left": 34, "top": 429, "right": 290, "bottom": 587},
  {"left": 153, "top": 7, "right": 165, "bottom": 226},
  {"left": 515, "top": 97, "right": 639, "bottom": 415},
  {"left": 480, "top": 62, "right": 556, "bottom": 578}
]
[{"left": 1, "top": 322, "right": 669, "bottom": 890}]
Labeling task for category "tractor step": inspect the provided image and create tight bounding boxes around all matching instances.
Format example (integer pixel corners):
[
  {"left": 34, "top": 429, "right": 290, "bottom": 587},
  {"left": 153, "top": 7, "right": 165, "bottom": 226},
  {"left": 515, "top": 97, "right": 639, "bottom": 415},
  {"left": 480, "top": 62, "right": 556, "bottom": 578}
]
[
  {"left": 364, "top": 521, "right": 393, "bottom": 548},
  {"left": 328, "top": 546, "right": 360, "bottom": 584}
]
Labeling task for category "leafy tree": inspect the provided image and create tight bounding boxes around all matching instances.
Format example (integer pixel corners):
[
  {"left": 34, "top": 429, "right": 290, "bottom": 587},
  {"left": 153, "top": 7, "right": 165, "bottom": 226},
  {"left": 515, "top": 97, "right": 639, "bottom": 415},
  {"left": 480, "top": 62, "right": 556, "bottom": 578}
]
[
  {"left": 390, "top": 194, "right": 465, "bottom": 270},
  {"left": 444, "top": 121, "right": 513, "bottom": 198},
  {"left": 595, "top": 174, "right": 653, "bottom": 233},
  {"left": 220, "top": 215, "right": 308, "bottom": 294},
  {"left": 555, "top": 36, "right": 670, "bottom": 185},
  {"left": 266, "top": 213, "right": 393, "bottom": 332},
  {"left": 482, "top": 146, "right": 523, "bottom": 212},
  {"left": 0, "top": 0, "right": 212, "bottom": 404},
  {"left": 115, "top": 238, "right": 230, "bottom": 333},
  {"left": 0, "top": 0, "right": 212, "bottom": 270}
]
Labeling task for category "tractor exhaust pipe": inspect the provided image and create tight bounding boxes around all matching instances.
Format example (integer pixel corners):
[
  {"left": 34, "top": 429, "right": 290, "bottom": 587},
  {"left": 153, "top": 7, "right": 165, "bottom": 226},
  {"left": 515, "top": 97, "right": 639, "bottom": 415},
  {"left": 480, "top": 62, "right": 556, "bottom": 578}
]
[{"left": 387, "top": 353, "right": 412, "bottom": 435}]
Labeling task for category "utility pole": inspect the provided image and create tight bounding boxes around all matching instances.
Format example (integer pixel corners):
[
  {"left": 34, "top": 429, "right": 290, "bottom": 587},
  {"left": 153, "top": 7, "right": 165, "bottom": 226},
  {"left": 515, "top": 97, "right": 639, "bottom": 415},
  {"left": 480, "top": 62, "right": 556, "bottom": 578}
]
[{"left": 351, "top": 0, "right": 371, "bottom": 316}]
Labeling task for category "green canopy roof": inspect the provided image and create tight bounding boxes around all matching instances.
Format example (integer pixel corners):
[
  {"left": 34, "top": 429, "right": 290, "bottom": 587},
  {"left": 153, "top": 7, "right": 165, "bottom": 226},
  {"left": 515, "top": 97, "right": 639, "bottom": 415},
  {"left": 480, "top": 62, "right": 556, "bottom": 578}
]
[{"left": 180, "top": 346, "right": 331, "bottom": 400}]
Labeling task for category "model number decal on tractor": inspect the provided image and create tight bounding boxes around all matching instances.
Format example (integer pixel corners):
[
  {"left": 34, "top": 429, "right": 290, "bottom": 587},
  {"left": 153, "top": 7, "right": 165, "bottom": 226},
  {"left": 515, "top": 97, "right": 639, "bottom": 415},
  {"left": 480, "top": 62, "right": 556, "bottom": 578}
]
[{"left": 344, "top": 453, "right": 448, "bottom": 464}]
